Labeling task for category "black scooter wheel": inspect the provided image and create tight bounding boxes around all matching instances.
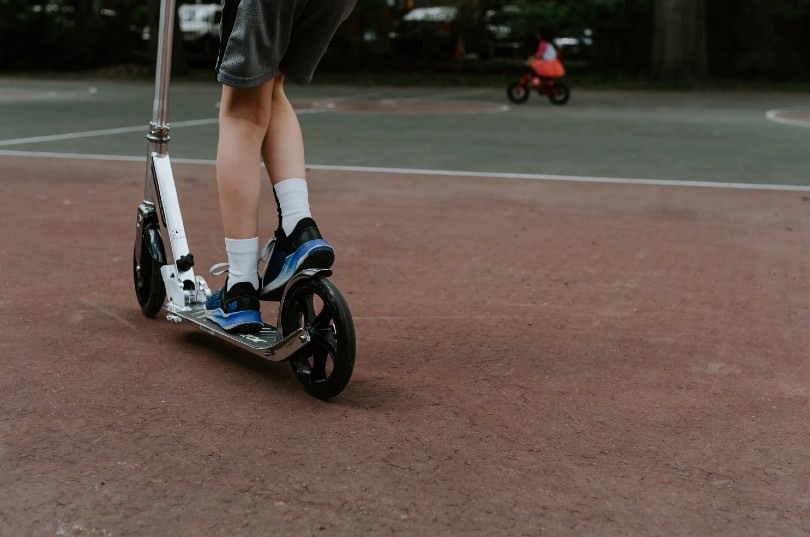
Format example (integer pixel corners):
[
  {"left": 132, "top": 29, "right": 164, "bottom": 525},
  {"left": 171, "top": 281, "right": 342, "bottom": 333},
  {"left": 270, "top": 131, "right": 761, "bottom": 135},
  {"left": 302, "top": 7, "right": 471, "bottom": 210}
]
[
  {"left": 133, "top": 235, "right": 166, "bottom": 317},
  {"left": 281, "top": 277, "right": 355, "bottom": 400},
  {"left": 548, "top": 82, "right": 571, "bottom": 105},
  {"left": 507, "top": 82, "right": 530, "bottom": 104}
]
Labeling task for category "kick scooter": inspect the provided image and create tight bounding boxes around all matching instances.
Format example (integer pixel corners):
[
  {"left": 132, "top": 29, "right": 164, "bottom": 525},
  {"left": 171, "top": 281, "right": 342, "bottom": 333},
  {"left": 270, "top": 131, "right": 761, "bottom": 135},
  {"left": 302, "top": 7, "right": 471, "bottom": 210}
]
[{"left": 132, "top": 0, "right": 355, "bottom": 400}]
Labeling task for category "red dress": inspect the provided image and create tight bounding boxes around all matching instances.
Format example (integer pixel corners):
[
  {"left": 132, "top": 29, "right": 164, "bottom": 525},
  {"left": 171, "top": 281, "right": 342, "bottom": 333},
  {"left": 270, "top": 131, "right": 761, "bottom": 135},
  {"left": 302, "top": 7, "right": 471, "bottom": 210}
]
[{"left": 529, "top": 41, "right": 566, "bottom": 78}]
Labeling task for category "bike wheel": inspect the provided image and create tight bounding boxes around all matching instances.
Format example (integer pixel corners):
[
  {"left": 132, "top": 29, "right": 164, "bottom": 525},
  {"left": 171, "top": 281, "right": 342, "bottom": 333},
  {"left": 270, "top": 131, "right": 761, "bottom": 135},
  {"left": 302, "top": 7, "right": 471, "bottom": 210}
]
[
  {"left": 133, "top": 232, "right": 166, "bottom": 317},
  {"left": 506, "top": 82, "right": 530, "bottom": 104},
  {"left": 281, "top": 277, "right": 355, "bottom": 400},
  {"left": 548, "top": 82, "right": 571, "bottom": 105}
]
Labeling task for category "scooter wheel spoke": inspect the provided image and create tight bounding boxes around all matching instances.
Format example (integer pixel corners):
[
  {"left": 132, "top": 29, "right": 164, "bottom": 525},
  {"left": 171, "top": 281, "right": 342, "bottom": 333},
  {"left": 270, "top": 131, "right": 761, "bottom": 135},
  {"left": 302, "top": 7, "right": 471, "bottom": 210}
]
[
  {"left": 311, "top": 326, "right": 338, "bottom": 359},
  {"left": 304, "top": 294, "right": 317, "bottom": 323},
  {"left": 310, "top": 306, "right": 334, "bottom": 330},
  {"left": 312, "top": 348, "right": 329, "bottom": 383}
]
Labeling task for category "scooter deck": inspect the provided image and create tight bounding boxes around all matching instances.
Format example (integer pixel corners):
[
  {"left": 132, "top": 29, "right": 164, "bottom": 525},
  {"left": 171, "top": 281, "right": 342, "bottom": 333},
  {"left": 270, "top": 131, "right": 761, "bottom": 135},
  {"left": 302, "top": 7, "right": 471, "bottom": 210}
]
[{"left": 165, "top": 304, "right": 308, "bottom": 362}]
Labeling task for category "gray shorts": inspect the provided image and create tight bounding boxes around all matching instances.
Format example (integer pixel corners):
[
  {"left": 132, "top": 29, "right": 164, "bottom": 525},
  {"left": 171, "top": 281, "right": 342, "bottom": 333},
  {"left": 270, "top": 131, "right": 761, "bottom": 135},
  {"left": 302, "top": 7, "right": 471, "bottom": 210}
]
[{"left": 215, "top": 0, "right": 357, "bottom": 88}]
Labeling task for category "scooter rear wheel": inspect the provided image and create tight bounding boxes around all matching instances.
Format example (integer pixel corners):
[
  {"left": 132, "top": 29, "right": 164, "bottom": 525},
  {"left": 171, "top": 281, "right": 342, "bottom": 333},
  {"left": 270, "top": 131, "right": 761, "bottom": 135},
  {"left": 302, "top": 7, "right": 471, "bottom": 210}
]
[
  {"left": 133, "top": 235, "right": 166, "bottom": 317},
  {"left": 507, "top": 82, "right": 530, "bottom": 104},
  {"left": 281, "top": 277, "right": 355, "bottom": 400}
]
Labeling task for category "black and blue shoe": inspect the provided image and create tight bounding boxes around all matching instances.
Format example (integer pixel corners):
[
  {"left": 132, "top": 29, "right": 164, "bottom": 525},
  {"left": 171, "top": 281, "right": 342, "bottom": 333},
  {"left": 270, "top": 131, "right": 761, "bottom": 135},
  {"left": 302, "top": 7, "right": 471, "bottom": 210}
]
[
  {"left": 205, "top": 280, "right": 264, "bottom": 333},
  {"left": 259, "top": 217, "right": 335, "bottom": 301}
]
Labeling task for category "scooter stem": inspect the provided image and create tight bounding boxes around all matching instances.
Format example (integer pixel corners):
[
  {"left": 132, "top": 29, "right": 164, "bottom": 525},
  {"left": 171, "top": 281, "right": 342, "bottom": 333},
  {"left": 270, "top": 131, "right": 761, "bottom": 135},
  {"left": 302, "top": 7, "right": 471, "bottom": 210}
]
[{"left": 149, "top": 0, "right": 176, "bottom": 148}]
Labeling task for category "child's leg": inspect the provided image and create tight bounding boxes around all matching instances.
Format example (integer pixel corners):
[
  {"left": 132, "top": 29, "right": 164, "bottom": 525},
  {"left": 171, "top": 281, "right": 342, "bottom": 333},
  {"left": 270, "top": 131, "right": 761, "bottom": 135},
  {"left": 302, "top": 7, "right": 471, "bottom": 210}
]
[
  {"left": 262, "top": 74, "right": 306, "bottom": 187},
  {"left": 204, "top": 80, "right": 274, "bottom": 332},
  {"left": 260, "top": 73, "right": 310, "bottom": 235},
  {"left": 258, "top": 73, "right": 334, "bottom": 300},
  {"left": 217, "top": 79, "right": 275, "bottom": 240}
]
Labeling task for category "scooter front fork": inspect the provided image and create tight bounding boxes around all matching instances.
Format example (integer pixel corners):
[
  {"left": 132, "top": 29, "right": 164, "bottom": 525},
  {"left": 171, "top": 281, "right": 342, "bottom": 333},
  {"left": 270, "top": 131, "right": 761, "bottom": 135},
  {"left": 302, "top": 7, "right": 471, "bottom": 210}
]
[{"left": 144, "top": 149, "right": 210, "bottom": 310}]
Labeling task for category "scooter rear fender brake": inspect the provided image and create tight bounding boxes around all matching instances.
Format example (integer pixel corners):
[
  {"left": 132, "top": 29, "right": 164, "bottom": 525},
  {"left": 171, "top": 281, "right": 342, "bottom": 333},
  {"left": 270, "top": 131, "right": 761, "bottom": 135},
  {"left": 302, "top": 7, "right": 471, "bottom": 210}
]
[{"left": 276, "top": 268, "right": 333, "bottom": 334}]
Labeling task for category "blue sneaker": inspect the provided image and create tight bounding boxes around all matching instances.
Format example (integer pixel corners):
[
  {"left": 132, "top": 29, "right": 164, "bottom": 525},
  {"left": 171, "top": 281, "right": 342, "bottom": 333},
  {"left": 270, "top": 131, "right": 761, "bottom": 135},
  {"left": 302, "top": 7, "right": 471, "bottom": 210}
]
[
  {"left": 205, "top": 280, "right": 264, "bottom": 332},
  {"left": 260, "top": 218, "right": 335, "bottom": 301}
]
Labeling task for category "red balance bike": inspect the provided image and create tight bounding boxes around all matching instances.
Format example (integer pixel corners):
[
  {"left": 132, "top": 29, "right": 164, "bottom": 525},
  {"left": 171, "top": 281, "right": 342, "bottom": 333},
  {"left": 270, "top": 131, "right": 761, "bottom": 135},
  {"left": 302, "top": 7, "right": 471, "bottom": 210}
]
[{"left": 507, "top": 66, "right": 571, "bottom": 106}]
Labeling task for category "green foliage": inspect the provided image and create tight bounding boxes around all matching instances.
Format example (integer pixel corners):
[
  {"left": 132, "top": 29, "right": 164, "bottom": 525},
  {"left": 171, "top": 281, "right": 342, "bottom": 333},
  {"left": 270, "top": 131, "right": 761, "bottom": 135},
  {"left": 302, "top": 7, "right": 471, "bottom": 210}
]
[
  {"left": 708, "top": 0, "right": 810, "bottom": 78},
  {"left": 1, "top": 0, "right": 807, "bottom": 80}
]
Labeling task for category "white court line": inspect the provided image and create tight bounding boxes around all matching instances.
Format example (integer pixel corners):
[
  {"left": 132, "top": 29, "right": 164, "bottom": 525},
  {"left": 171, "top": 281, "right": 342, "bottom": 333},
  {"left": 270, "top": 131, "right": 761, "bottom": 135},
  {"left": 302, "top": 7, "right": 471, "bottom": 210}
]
[
  {"left": 307, "top": 164, "right": 810, "bottom": 192},
  {"left": 766, "top": 107, "right": 810, "bottom": 129},
  {"left": 1, "top": 149, "right": 809, "bottom": 191},
  {"left": 0, "top": 109, "right": 328, "bottom": 147},
  {"left": 0, "top": 118, "right": 217, "bottom": 147},
  {"left": 0, "top": 91, "right": 494, "bottom": 148}
]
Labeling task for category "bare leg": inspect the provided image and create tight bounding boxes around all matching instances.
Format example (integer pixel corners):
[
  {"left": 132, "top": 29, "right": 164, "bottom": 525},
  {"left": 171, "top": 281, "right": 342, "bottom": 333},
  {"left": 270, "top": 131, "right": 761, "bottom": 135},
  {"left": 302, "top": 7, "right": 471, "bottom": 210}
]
[
  {"left": 216, "top": 79, "right": 275, "bottom": 239},
  {"left": 261, "top": 73, "right": 306, "bottom": 184},
  {"left": 254, "top": 73, "right": 334, "bottom": 297}
]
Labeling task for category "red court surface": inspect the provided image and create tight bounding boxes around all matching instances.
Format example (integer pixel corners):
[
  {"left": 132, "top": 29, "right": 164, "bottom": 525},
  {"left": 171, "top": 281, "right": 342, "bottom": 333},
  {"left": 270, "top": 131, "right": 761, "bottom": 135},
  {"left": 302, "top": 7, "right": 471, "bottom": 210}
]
[{"left": 1, "top": 155, "right": 809, "bottom": 536}]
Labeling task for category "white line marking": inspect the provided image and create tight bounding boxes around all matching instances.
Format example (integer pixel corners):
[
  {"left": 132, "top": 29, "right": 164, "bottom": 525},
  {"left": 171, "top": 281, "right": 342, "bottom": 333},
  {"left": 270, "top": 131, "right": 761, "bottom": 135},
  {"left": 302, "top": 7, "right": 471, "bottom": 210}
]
[
  {"left": 0, "top": 119, "right": 217, "bottom": 147},
  {"left": 306, "top": 164, "right": 810, "bottom": 192},
  {"left": 765, "top": 107, "right": 810, "bottom": 129},
  {"left": 0, "top": 150, "right": 146, "bottom": 161},
  {"left": 1, "top": 149, "right": 808, "bottom": 191},
  {"left": 80, "top": 298, "right": 137, "bottom": 331},
  {"left": 0, "top": 109, "right": 328, "bottom": 147}
]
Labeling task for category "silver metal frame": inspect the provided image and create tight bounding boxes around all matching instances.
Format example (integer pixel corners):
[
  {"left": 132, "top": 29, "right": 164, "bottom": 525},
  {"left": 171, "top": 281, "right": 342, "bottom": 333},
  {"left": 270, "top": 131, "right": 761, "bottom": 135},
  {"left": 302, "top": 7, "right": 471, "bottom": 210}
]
[
  {"left": 143, "top": 0, "right": 175, "bottom": 207},
  {"left": 164, "top": 304, "right": 311, "bottom": 362},
  {"left": 138, "top": 0, "right": 316, "bottom": 362},
  {"left": 141, "top": 0, "right": 210, "bottom": 318}
]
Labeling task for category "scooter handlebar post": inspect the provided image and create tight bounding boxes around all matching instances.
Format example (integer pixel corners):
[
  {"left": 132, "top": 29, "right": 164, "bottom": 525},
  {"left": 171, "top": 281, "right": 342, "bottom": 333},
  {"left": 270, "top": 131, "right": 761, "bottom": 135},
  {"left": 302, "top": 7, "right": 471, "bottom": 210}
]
[{"left": 152, "top": 0, "right": 176, "bottom": 131}]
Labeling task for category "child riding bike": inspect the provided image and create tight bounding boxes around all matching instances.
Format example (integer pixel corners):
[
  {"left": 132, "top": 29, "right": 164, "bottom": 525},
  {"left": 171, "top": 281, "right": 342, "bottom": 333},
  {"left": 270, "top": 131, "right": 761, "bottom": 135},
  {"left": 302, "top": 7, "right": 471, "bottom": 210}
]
[
  {"left": 526, "top": 29, "right": 566, "bottom": 79},
  {"left": 506, "top": 29, "right": 570, "bottom": 105}
]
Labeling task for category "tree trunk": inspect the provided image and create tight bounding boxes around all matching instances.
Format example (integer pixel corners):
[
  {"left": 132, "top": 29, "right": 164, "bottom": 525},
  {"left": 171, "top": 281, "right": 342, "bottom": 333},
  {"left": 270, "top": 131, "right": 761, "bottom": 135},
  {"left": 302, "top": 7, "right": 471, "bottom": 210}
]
[{"left": 652, "top": 0, "right": 707, "bottom": 81}]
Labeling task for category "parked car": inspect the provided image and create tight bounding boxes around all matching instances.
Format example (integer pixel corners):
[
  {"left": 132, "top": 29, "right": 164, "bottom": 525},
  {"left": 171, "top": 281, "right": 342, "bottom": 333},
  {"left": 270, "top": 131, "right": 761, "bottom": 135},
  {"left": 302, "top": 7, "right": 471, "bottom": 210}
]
[
  {"left": 178, "top": 3, "right": 221, "bottom": 43},
  {"left": 553, "top": 29, "right": 593, "bottom": 60},
  {"left": 142, "top": 3, "right": 221, "bottom": 58},
  {"left": 483, "top": 5, "right": 594, "bottom": 60},
  {"left": 483, "top": 5, "right": 525, "bottom": 58},
  {"left": 391, "top": 6, "right": 501, "bottom": 59},
  {"left": 389, "top": 6, "right": 458, "bottom": 58}
]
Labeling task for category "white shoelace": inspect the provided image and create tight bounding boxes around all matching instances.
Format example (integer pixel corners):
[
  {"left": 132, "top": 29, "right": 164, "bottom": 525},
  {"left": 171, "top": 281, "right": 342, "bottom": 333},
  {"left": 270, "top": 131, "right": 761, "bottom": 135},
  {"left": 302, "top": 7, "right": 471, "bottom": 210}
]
[
  {"left": 209, "top": 262, "right": 229, "bottom": 276},
  {"left": 209, "top": 236, "right": 275, "bottom": 279}
]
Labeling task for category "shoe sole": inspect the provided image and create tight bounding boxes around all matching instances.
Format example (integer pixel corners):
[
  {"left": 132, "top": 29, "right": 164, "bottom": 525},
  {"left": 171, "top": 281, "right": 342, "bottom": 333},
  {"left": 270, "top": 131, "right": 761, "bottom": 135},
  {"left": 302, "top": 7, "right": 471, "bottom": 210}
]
[{"left": 260, "top": 245, "right": 335, "bottom": 302}]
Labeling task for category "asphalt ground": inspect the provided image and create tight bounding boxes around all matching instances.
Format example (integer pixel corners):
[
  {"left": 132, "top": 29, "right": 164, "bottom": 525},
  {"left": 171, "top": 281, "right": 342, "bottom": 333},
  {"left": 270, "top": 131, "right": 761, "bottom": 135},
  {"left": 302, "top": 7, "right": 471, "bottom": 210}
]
[
  {"left": 0, "top": 77, "right": 809, "bottom": 185},
  {"left": 1, "top": 77, "right": 809, "bottom": 536}
]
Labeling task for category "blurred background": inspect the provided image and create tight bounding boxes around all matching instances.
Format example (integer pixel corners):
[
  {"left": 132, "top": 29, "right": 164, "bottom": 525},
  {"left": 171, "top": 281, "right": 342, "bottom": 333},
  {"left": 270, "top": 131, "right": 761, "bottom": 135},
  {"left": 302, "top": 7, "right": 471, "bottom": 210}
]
[{"left": 1, "top": 0, "right": 809, "bottom": 87}]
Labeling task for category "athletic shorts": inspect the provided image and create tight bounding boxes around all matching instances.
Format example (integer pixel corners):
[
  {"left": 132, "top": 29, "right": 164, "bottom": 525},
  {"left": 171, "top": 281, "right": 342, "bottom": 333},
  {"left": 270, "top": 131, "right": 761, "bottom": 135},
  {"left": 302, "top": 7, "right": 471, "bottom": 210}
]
[{"left": 215, "top": 0, "right": 357, "bottom": 88}]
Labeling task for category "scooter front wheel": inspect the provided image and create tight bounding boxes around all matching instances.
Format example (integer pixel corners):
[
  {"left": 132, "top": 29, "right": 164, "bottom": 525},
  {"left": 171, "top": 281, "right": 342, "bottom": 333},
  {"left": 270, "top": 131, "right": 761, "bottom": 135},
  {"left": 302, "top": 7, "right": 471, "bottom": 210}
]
[
  {"left": 133, "top": 234, "right": 166, "bottom": 317},
  {"left": 281, "top": 276, "right": 355, "bottom": 400},
  {"left": 507, "top": 82, "right": 530, "bottom": 104}
]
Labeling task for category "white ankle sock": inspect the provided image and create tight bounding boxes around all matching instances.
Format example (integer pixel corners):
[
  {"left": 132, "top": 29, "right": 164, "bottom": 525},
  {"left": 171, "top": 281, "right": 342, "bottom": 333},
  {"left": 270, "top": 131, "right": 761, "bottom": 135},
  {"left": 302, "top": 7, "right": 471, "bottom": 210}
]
[
  {"left": 225, "top": 237, "right": 259, "bottom": 291},
  {"left": 273, "top": 178, "right": 311, "bottom": 236}
]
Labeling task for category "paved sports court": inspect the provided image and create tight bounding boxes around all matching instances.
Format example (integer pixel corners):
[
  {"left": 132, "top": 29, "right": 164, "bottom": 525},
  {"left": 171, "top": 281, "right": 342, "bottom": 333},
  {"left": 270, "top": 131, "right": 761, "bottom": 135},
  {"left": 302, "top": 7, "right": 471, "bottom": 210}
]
[{"left": 1, "top": 77, "right": 808, "bottom": 536}]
